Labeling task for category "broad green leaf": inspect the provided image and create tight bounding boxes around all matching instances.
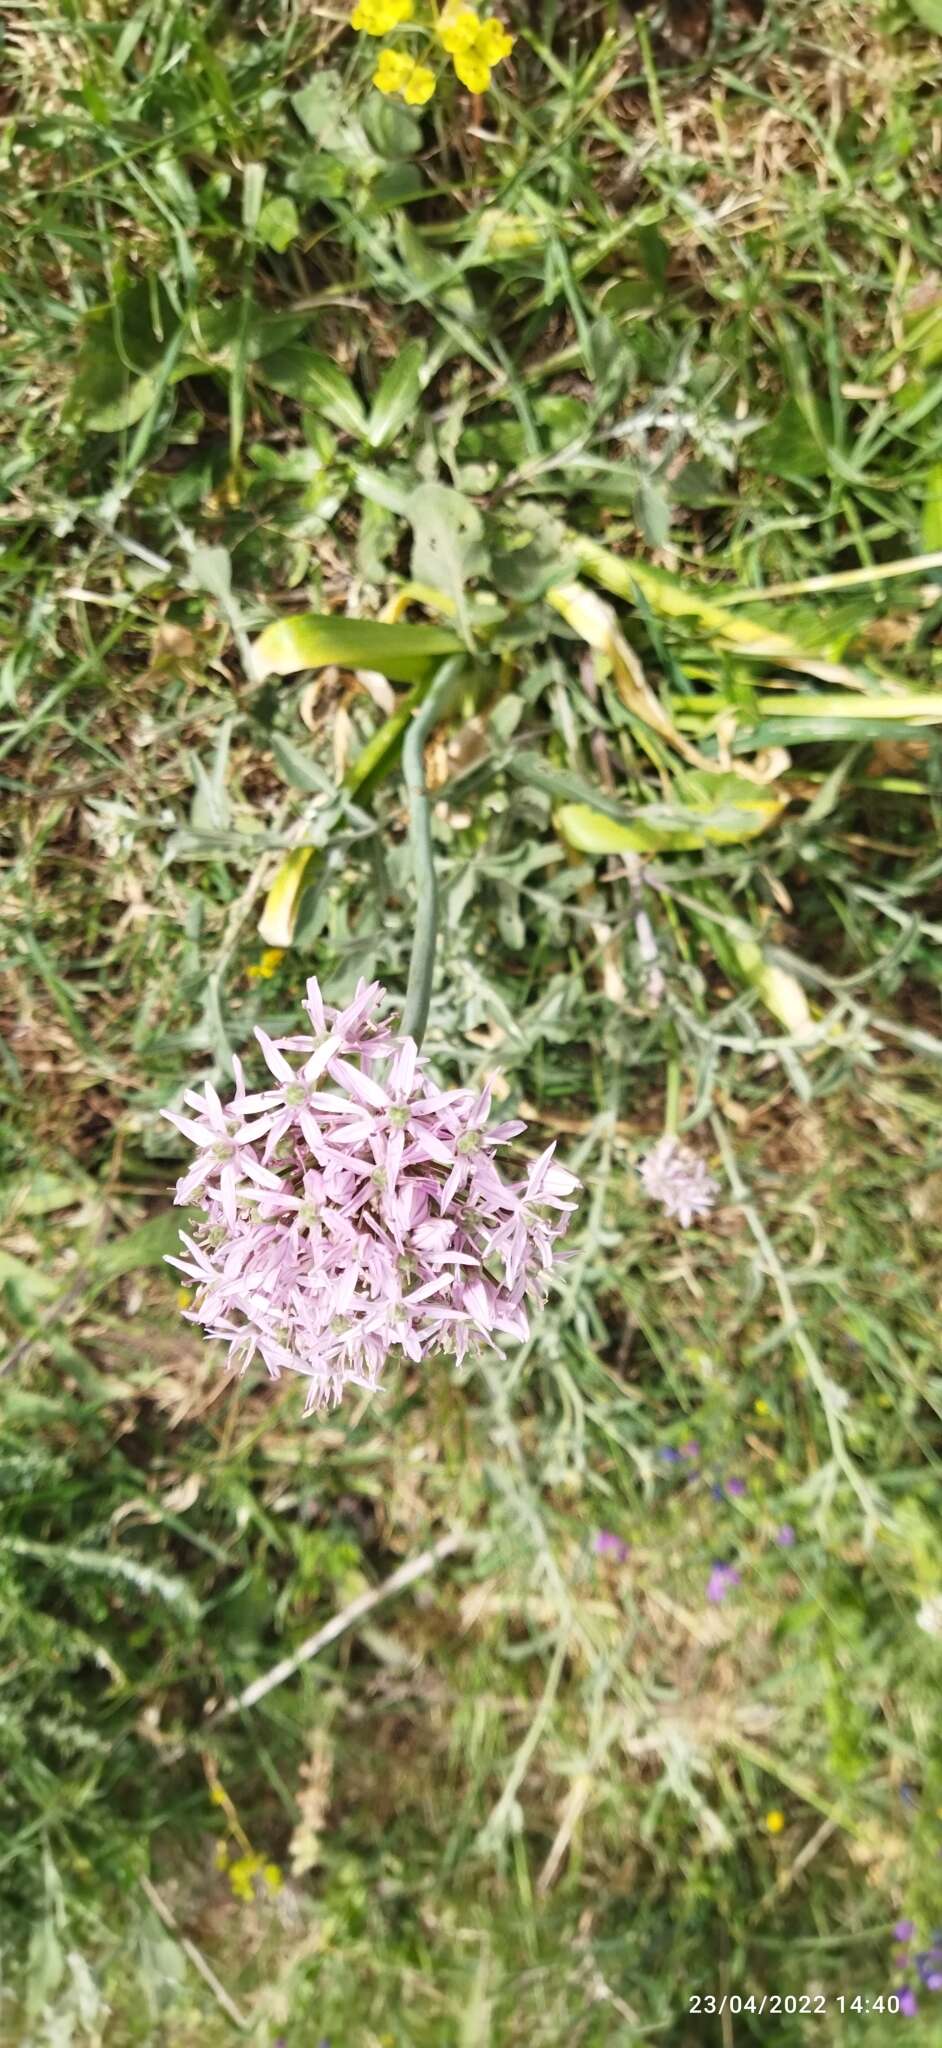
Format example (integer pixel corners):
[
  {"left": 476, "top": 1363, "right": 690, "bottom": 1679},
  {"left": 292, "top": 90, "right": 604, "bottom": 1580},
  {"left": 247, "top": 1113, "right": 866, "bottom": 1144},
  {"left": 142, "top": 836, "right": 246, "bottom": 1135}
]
[
  {"left": 408, "top": 483, "right": 489, "bottom": 644},
  {"left": 257, "top": 195, "right": 300, "bottom": 252},
  {"left": 353, "top": 464, "right": 412, "bottom": 515},
  {"left": 86, "top": 372, "right": 159, "bottom": 432},
  {"left": 557, "top": 771, "right": 785, "bottom": 857},
  {"left": 368, "top": 342, "right": 425, "bottom": 450},
  {"left": 291, "top": 71, "right": 350, "bottom": 141},
  {"left": 373, "top": 162, "right": 426, "bottom": 210},
  {"left": 253, "top": 612, "right": 461, "bottom": 683},
  {"left": 909, "top": 0, "right": 942, "bottom": 26},
  {"left": 295, "top": 352, "right": 366, "bottom": 437},
  {"left": 491, "top": 505, "right": 575, "bottom": 601},
  {"left": 261, "top": 347, "right": 366, "bottom": 437},
  {"left": 923, "top": 463, "right": 942, "bottom": 551},
  {"left": 362, "top": 92, "right": 424, "bottom": 158}
]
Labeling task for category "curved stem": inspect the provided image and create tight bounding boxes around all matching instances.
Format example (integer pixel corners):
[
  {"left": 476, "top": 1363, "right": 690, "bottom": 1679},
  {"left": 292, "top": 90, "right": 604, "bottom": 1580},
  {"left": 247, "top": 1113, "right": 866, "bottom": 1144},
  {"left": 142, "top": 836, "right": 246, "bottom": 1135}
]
[{"left": 401, "top": 656, "right": 465, "bottom": 1047}]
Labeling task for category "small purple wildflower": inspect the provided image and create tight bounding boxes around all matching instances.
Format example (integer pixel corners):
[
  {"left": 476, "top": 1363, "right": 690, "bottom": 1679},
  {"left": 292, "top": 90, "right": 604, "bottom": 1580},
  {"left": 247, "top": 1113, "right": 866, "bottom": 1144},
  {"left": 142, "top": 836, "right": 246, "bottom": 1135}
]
[
  {"left": 639, "top": 1137, "right": 719, "bottom": 1227},
  {"left": 659, "top": 1446, "right": 683, "bottom": 1464},
  {"left": 593, "top": 1530, "right": 630, "bottom": 1563},
  {"left": 915, "top": 1947, "right": 942, "bottom": 1988},
  {"left": 895, "top": 1921, "right": 916, "bottom": 1944},
  {"left": 726, "top": 1477, "right": 746, "bottom": 1498},
  {"left": 164, "top": 978, "right": 580, "bottom": 1411},
  {"left": 680, "top": 1440, "right": 700, "bottom": 1460},
  {"left": 706, "top": 1563, "right": 741, "bottom": 1605},
  {"left": 898, "top": 1986, "right": 918, "bottom": 2017},
  {"left": 775, "top": 1524, "right": 796, "bottom": 1548}
]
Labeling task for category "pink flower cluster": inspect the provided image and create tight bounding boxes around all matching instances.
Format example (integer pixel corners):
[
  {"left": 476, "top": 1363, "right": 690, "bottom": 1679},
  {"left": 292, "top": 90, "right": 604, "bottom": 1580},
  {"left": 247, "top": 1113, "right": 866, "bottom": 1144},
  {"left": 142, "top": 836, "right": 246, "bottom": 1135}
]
[
  {"left": 639, "top": 1136, "right": 719, "bottom": 1227},
  {"left": 164, "top": 979, "right": 580, "bottom": 1411}
]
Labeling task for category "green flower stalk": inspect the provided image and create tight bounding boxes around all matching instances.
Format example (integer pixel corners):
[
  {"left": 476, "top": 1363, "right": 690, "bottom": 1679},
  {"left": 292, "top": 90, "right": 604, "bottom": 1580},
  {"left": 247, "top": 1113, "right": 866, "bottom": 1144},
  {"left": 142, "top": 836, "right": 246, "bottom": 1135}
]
[{"left": 401, "top": 656, "right": 465, "bottom": 1048}]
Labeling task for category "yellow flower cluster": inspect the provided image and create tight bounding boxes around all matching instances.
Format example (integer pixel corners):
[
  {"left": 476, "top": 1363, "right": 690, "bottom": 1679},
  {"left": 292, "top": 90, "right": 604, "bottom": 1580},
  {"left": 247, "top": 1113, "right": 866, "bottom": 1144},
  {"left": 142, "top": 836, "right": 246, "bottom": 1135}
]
[
  {"left": 352, "top": 0, "right": 413, "bottom": 31},
  {"left": 436, "top": 1, "right": 514, "bottom": 93},
  {"left": 352, "top": 0, "right": 515, "bottom": 104},
  {"left": 373, "top": 46, "right": 436, "bottom": 102},
  {"left": 216, "top": 1845, "right": 283, "bottom": 1902},
  {"left": 246, "top": 946, "right": 285, "bottom": 981},
  {"left": 208, "top": 1772, "right": 282, "bottom": 1904}
]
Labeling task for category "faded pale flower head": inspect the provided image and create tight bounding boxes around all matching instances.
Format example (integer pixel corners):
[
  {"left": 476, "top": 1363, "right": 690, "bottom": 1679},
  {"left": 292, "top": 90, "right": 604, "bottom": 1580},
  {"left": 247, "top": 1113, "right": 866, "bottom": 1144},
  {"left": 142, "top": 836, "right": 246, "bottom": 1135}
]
[
  {"left": 164, "top": 978, "right": 580, "bottom": 1412},
  {"left": 638, "top": 1135, "right": 719, "bottom": 1228},
  {"left": 915, "top": 1594, "right": 942, "bottom": 1638}
]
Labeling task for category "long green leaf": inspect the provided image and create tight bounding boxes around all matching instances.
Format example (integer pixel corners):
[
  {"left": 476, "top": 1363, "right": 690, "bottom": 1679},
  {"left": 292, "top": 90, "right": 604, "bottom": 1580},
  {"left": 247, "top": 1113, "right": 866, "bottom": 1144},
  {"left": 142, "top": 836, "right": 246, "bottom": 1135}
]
[
  {"left": 253, "top": 612, "right": 461, "bottom": 683},
  {"left": 557, "top": 772, "right": 785, "bottom": 857},
  {"left": 260, "top": 347, "right": 367, "bottom": 436},
  {"left": 368, "top": 342, "right": 425, "bottom": 450}
]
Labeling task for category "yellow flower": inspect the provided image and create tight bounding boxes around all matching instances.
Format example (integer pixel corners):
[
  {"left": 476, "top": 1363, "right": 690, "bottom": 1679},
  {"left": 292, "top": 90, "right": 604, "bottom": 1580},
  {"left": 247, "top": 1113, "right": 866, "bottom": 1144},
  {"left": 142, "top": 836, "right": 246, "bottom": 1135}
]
[
  {"left": 176, "top": 1286, "right": 193, "bottom": 1310},
  {"left": 374, "top": 46, "right": 435, "bottom": 100},
  {"left": 403, "top": 61, "right": 435, "bottom": 102},
  {"left": 214, "top": 1841, "right": 230, "bottom": 1871},
  {"left": 476, "top": 16, "right": 514, "bottom": 62},
  {"left": 262, "top": 1862, "right": 283, "bottom": 1892},
  {"left": 228, "top": 1852, "right": 262, "bottom": 1902},
  {"left": 765, "top": 1809, "right": 785, "bottom": 1834},
  {"left": 374, "top": 45, "right": 417, "bottom": 93},
  {"left": 352, "top": 0, "right": 412, "bottom": 33},
  {"left": 754, "top": 1398, "right": 770, "bottom": 1415},
  {"left": 438, "top": 2, "right": 480, "bottom": 53},
  {"left": 246, "top": 946, "right": 285, "bottom": 981},
  {"left": 453, "top": 47, "right": 490, "bottom": 91},
  {"left": 437, "top": 4, "right": 513, "bottom": 81}
]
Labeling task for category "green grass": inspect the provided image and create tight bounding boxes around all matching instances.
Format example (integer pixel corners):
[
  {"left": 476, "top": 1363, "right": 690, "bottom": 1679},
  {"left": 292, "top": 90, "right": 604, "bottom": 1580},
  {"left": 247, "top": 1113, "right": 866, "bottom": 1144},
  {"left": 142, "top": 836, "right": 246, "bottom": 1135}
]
[{"left": 3, "top": 0, "right": 942, "bottom": 2040}]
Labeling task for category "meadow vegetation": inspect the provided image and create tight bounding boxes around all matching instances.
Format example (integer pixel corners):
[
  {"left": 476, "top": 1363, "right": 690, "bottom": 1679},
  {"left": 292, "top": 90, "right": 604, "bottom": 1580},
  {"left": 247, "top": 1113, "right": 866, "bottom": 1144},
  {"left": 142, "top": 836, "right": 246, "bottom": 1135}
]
[{"left": 3, "top": 0, "right": 942, "bottom": 2040}]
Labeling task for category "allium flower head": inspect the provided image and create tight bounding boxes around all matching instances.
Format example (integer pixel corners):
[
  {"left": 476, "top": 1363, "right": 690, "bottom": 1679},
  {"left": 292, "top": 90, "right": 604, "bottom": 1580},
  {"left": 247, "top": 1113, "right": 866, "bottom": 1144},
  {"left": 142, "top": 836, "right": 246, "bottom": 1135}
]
[
  {"left": 164, "top": 979, "right": 579, "bottom": 1412},
  {"left": 639, "top": 1136, "right": 719, "bottom": 1227}
]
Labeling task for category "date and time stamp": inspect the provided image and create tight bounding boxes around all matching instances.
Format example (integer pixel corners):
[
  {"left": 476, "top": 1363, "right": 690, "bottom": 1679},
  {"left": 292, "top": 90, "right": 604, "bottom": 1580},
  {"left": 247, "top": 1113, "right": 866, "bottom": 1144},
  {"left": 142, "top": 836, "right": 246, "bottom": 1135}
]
[{"left": 688, "top": 1993, "right": 908, "bottom": 2017}]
